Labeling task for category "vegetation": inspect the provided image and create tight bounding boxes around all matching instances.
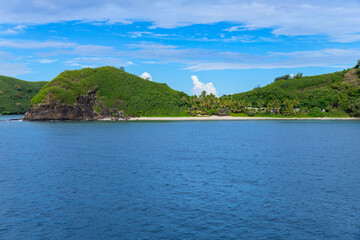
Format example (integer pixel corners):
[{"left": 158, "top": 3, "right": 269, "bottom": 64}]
[
  {"left": 355, "top": 59, "right": 360, "bottom": 68},
  {"left": 0, "top": 75, "right": 47, "bottom": 114},
  {"left": 184, "top": 91, "right": 302, "bottom": 117},
  {"left": 231, "top": 68, "right": 360, "bottom": 117},
  {"left": 31, "top": 66, "right": 188, "bottom": 117},
  {"left": 3, "top": 60, "right": 360, "bottom": 118},
  {"left": 184, "top": 62, "right": 360, "bottom": 117},
  {"left": 274, "top": 73, "right": 302, "bottom": 81}
]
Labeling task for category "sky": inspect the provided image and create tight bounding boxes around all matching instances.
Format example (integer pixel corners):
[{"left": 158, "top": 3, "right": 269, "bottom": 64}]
[{"left": 0, "top": 0, "right": 360, "bottom": 96}]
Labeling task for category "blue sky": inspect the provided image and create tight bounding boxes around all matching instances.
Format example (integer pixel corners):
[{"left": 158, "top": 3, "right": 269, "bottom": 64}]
[{"left": 0, "top": 0, "right": 360, "bottom": 96}]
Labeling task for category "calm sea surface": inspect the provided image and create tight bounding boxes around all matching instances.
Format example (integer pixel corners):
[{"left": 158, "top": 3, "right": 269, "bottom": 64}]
[{"left": 1, "top": 115, "right": 360, "bottom": 240}]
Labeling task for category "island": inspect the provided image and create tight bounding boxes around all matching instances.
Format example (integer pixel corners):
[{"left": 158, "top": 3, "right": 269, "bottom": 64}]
[{"left": 1, "top": 62, "right": 359, "bottom": 121}]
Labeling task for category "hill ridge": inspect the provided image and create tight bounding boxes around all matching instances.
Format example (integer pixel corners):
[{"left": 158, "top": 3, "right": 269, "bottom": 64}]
[
  {"left": 25, "top": 66, "right": 188, "bottom": 120},
  {"left": 0, "top": 75, "right": 47, "bottom": 114}
]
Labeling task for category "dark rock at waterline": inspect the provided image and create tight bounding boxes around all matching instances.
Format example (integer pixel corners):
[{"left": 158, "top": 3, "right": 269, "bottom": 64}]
[{"left": 24, "top": 87, "right": 124, "bottom": 121}]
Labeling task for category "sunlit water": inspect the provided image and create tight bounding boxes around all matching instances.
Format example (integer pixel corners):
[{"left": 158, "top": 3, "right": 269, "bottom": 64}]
[{"left": 1, "top": 115, "right": 360, "bottom": 239}]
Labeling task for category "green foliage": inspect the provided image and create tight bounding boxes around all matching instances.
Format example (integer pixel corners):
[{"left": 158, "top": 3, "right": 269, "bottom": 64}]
[
  {"left": 247, "top": 111, "right": 256, "bottom": 116},
  {"left": 281, "top": 99, "right": 295, "bottom": 116},
  {"left": 274, "top": 73, "right": 302, "bottom": 82},
  {"left": 94, "top": 104, "right": 101, "bottom": 114},
  {"left": 347, "top": 98, "right": 360, "bottom": 117},
  {"left": 186, "top": 92, "right": 219, "bottom": 116},
  {"left": 31, "top": 66, "right": 187, "bottom": 117},
  {"left": 14, "top": 85, "right": 22, "bottom": 90},
  {"left": 232, "top": 69, "right": 360, "bottom": 116},
  {"left": 0, "top": 75, "right": 47, "bottom": 114},
  {"left": 294, "top": 73, "right": 303, "bottom": 79},
  {"left": 275, "top": 74, "right": 291, "bottom": 81},
  {"left": 308, "top": 107, "right": 325, "bottom": 117}
]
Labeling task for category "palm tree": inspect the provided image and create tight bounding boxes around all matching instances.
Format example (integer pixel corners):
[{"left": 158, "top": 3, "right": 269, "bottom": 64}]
[
  {"left": 266, "top": 102, "right": 273, "bottom": 114},
  {"left": 282, "top": 99, "right": 295, "bottom": 116},
  {"left": 271, "top": 100, "right": 281, "bottom": 114},
  {"left": 181, "top": 96, "right": 187, "bottom": 107}
]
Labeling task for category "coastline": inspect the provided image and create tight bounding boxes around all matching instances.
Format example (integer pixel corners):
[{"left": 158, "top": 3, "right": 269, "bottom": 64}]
[
  {"left": 126, "top": 116, "right": 360, "bottom": 121},
  {"left": 2, "top": 115, "right": 359, "bottom": 122}
]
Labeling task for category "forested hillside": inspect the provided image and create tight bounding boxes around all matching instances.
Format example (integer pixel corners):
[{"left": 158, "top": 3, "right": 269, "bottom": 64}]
[{"left": 0, "top": 76, "right": 47, "bottom": 114}]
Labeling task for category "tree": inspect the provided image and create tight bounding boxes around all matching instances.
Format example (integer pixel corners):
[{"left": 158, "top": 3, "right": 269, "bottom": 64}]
[
  {"left": 274, "top": 74, "right": 291, "bottom": 81},
  {"left": 266, "top": 102, "right": 273, "bottom": 114},
  {"left": 181, "top": 96, "right": 187, "bottom": 107},
  {"left": 308, "top": 107, "right": 324, "bottom": 117},
  {"left": 348, "top": 99, "right": 360, "bottom": 117},
  {"left": 271, "top": 100, "right": 281, "bottom": 114},
  {"left": 257, "top": 100, "right": 265, "bottom": 114},
  {"left": 294, "top": 73, "right": 303, "bottom": 79},
  {"left": 119, "top": 66, "right": 125, "bottom": 71},
  {"left": 293, "top": 98, "right": 300, "bottom": 107},
  {"left": 281, "top": 99, "right": 295, "bottom": 116},
  {"left": 258, "top": 100, "right": 264, "bottom": 108},
  {"left": 355, "top": 59, "right": 360, "bottom": 68}
]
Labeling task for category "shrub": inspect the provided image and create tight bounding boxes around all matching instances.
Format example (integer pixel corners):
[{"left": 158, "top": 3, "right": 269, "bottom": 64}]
[
  {"left": 355, "top": 59, "right": 360, "bottom": 68},
  {"left": 247, "top": 111, "right": 256, "bottom": 116},
  {"left": 294, "top": 72, "right": 303, "bottom": 79},
  {"left": 308, "top": 107, "right": 324, "bottom": 117},
  {"left": 274, "top": 74, "right": 291, "bottom": 81},
  {"left": 347, "top": 99, "right": 360, "bottom": 117}
]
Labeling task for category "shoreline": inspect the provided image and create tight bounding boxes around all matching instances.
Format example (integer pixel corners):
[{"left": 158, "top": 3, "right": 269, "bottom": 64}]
[
  {"left": 2, "top": 115, "right": 359, "bottom": 122},
  {"left": 127, "top": 116, "right": 360, "bottom": 121}
]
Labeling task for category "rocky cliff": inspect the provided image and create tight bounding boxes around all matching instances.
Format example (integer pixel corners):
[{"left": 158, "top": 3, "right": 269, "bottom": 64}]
[{"left": 25, "top": 87, "right": 124, "bottom": 120}]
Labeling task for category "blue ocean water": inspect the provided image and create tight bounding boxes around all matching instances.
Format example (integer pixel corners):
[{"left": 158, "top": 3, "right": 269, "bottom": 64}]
[{"left": 1, "top": 116, "right": 360, "bottom": 240}]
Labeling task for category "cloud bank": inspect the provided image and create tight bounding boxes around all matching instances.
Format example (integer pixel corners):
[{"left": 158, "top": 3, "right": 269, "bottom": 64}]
[
  {"left": 191, "top": 75, "right": 217, "bottom": 96},
  {"left": 0, "top": 0, "right": 360, "bottom": 41},
  {"left": 1, "top": 38, "right": 359, "bottom": 72}
]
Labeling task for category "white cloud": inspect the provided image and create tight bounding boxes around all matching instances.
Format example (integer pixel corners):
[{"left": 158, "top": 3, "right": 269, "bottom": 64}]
[
  {"left": 0, "top": 39, "right": 76, "bottom": 49},
  {"left": 185, "top": 48, "right": 360, "bottom": 71},
  {"left": 0, "top": 24, "right": 27, "bottom": 34},
  {"left": 13, "top": 24, "right": 27, "bottom": 31},
  {"left": 0, "top": 62, "right": 31, "bottom": 76},
  {"left": 191, "top": 75, "right": 217, "bottom": 96},
  {"left": 0, "top": 1, "right": 360, "bottom": 41},
  {"left": 140, "top": 72, "right": 152, "bottom": 81},
  {"left": 223, "top": 26, "right": 254, "bottom": 32},
  {"left": 63, "top": 57, "right": 133, "bottom": 69},
  {"left": 64, "top": 62, "right": 97, "bottom": 68},
  {"left": 127, "top": 31, "right": 175, "bottom": 38},
  {"left": 35, "top": 59, "right": 57, "bottom": 64},
  {"left": 1, "top": 38, "right": 359, "bottom": 71}
]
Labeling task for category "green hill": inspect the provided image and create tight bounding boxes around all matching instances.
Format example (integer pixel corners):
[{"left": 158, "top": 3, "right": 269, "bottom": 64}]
[
  {"left": 230, "top": 68, "right": 360, "bottom": 116},
  {"left": 0, "top": 76, "right": 47, "bottom": 114},
  {"left": 26, "top": 66, "right": 187, "bottom": 120}
]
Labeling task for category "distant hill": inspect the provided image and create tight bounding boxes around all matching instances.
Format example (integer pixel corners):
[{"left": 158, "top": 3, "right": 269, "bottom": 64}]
[
  {"left": 0, "top": 76, "right": 47, "bottom": 114},
  {"left": 230, "top": 68, "right": 360, "bottom": 116},
  {"left": 26, "top": 66, "right": 188, "bottom": 120}
]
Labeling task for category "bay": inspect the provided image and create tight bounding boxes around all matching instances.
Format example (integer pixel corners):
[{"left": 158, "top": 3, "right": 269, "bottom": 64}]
[{"left": 1, "top": 116, "right": 360, "bottom": 239}]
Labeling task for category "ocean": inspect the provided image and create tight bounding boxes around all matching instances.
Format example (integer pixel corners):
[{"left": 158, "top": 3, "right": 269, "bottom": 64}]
[{"left": 1, "top": 116, "right": 360, "bottom": 239}]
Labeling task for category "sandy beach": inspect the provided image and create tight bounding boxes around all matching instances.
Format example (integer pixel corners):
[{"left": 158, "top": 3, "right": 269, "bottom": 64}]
[{"left": 128, "top": 116, "right": 360, "bottom": 121}]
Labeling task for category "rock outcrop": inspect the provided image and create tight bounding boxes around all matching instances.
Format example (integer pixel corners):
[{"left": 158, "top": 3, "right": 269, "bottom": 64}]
[{"left": 24, "top": 87, "right": 124, "bottom": 121}]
